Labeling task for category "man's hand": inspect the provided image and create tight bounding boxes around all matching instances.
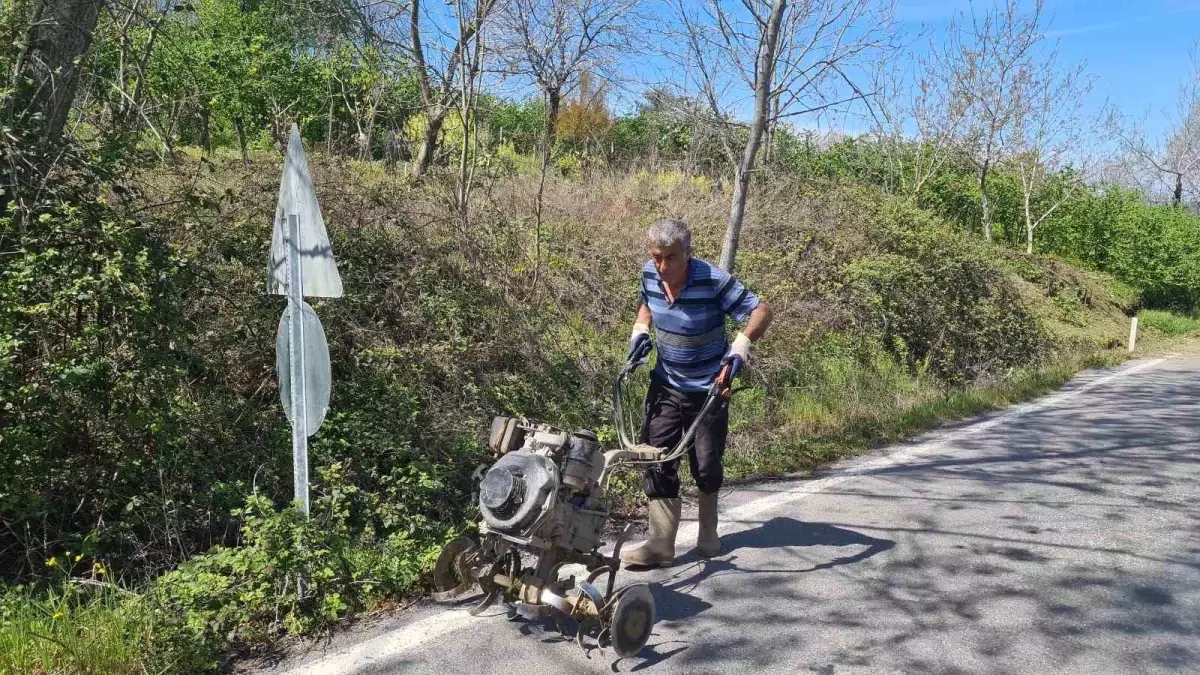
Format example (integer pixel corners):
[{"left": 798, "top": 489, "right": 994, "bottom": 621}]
[
  {"left": 718, "top": 332, "right": 751, "bottom": 385},
  {"left": 627, "top": 322, "right": 652, "bottom": 364},
  {"left": 718, "top": 302, "right": 771, "bottom": 386}
]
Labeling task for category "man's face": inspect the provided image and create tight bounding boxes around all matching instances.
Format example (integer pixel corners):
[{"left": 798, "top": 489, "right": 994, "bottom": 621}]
[{"left": 650, "top": 241, "right": 689, "bottom": 287}]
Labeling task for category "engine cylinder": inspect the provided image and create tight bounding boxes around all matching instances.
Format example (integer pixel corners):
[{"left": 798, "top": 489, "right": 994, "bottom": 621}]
[{"left": 562, "top": 430, "right": 599, "bottom": 491}]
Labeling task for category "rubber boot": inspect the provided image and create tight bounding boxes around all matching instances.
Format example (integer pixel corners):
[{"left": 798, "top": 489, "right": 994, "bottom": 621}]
[
  {"left": 696, "top": 490, "right": 721, "bottom": 558},
  {"left": 620, "top": 498, "right": 681, "bottom": 567}
]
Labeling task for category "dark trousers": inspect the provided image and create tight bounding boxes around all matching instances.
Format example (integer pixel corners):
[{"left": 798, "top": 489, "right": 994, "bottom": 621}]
[{"left": 640, "top": 374, "right": 730, "bottom": 499}]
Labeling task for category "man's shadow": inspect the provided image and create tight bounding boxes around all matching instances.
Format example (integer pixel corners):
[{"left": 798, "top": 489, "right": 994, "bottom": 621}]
[
  {"left": 695, "top": 516, "right": 895, "bottom": 569},
  {"left": 653, "top": 517, "right": 895, "bottom": 620}
]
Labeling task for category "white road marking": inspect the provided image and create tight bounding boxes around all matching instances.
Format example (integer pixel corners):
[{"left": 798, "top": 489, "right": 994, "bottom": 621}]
[{"left": 281, "top": 357, "right": 1168, "bottom": 674}]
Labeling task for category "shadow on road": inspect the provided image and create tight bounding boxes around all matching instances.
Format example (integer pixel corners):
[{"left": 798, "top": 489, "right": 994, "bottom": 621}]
[
  {"left": 722, "top": 518, "right": 895, "bottom": 562},
  {"left": 671, "top": 517, "right": 895, "bottom": 573},
  {"left": 658, "top": 518, "right": 895, "bottom": 615}
]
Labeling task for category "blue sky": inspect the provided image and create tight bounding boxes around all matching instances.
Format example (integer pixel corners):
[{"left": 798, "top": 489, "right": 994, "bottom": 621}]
[{"left": 895, "top": 0, "right": 1200, "bottom": 140}]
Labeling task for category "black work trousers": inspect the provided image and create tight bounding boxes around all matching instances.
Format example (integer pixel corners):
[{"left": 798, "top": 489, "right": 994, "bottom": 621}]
[{"left": 640, "top": 373, "right": 730, "bottom": 499}]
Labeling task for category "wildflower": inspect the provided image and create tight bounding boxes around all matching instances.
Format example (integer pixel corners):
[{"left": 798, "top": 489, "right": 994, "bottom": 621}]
[
  {"left": 74, "top": 554, "right": 82, "bottom": 563},
  {"left": 45, "top": 556, "right": 58, "bottom": 568},
  {"left": 93, "top": 563, "right": 106, "bottom": 576}
]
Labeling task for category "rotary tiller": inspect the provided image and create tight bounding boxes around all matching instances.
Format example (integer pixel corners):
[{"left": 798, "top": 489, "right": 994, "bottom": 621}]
[{"left": 429, "top": 346, "right": 736, "bottom": 657}]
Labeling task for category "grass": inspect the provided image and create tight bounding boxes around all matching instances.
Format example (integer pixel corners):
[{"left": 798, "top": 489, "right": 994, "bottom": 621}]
[
  {"left": 0, "top": 581, "right": 158, "bottom": 675},
  {"left": 1139, "top": 309, "right": 1200, "bottom": 336}
]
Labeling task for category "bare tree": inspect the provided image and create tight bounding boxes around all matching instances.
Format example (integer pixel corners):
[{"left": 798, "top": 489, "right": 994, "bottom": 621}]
[
  {"left": 495, "top": 0, "right": 637, "bottom": 294},
  {"left": 496, "top": 0, "right": 639, "bottom": 151},
  {"left": 354, "top": 0, "right": 499, "bottom": 176},
  {"left": 1113, "top": 45, "right": 1200, "bottom": 208},
  {"left": 454, "top": 0, "right": 490, "bottom": 224},
  {"left": 871, "top": 45, "right": 968, "bottom": 202},
  {"left": 662, "top": 0, "right": 897, "bottom": 272},
  {"left": 931, "top": 0, "right": 1050, "bottom": 242},
  {"left": 1010, "top": 55, "right": 1103, "bottom": 254},
  {"left": 410, "top": 0, "right": 499, "bottom": 176}
]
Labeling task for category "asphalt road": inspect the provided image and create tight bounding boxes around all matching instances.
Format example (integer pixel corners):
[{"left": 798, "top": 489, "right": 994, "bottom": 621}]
[{"left": 255, "top": 355, "right": 1200, "bottom": 675}]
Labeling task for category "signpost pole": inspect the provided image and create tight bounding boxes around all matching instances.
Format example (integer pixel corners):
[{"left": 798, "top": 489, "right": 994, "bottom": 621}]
[{"left": 287, "top": 213, "right": 310, "bottom": 517}]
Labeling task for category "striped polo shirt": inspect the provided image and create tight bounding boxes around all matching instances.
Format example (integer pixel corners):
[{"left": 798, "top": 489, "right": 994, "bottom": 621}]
[{"left": 640, "top": 257, "right": 760, "bottom": 392}]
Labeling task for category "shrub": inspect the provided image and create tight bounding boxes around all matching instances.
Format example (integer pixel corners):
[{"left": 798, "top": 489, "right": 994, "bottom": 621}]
[
  {"left": 151, "top": 462, "right": 452, "bottom": 667},
  {"left": 842, "top": 197, "right": 1048, "bottom": 383}
]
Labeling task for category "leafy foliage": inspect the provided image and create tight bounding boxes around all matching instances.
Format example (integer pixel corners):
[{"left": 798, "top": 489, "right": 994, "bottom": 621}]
[{"left": 844, "top": 201, "right": 1048, "bottom": 382}]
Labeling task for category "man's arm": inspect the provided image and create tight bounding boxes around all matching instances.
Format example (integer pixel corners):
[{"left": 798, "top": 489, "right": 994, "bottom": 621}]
[
  {"left": 720, "top": 300, "right": 771, "bottom": 382},
  {"left": 635, "top": 303, "right": 652, "bottom": 328},
  {"left": 741, "top": 302, "right": 772, "bottom": 342}
]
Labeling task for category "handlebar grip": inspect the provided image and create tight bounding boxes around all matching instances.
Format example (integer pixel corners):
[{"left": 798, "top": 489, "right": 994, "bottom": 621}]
[
  {"left": 724, "top": 357, "right": 742, "bottom": 382},
  {"left": 629, "top": 337, "right": 652, "bottom": 365}
]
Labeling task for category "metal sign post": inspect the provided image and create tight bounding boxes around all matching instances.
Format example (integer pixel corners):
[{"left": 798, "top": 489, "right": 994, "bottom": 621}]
[
  {"left": 269, "top": 124, "right": 342, "bottom": 518},
  {"left": 287, "top": 214, "right": 310, "bottom": 515}
]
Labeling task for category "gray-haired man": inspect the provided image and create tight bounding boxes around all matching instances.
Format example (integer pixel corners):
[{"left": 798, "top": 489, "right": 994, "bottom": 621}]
[{"left": 620, "top": 219, "right": 773, "bottom": 567}]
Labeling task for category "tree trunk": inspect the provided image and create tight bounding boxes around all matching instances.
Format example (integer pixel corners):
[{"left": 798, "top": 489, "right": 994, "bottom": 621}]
[
  {"left": 360, "top": 110, "right": 376, "bottom": 162},
  {"left": 979, "top": 162, "right": 994, "bottom": 242},
  {"left": 199, "top": 105, "right": 211, "bottom": 154},
  {"left": 1024, "top": 189, "right": 1034, "bottom": 255},
  {"left": 764, "top": 96, "right": 780, "bottom": 166},
  {"left": 718, "top": 0, "right": 787, "bottom": 273},
  {"left": 234, "top": 116, "right": 250, "bottom": 168},
  {"left": 326, "top": 92, "right": 335, "bottom": 156},
  {"left": 412, "top": 112, "right": 445, "bottom": 177},
  {"left": 543, "top": 88, "right": 562, "bottom": 165},
  {"left": 1173, "top": 171, "right": 1183, "bottom": 207},
  {"left": 723, "top": 166, "right": 754, "bottom": 269},
  {"left": 24, "top": 0, "right": 105, "bottom": 145},
  {"left": 530, "top": 88, "right": 559, "bottom": 296}
]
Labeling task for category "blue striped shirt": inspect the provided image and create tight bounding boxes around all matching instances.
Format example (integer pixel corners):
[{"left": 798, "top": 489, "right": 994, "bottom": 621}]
[{"left": 640, "top": 257, "right": 760, "bottom": 392}]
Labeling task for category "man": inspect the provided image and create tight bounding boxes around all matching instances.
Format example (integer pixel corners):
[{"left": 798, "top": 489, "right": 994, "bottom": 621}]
[{"left": 620, "top": 218, "right": 773, "bottom": 567}]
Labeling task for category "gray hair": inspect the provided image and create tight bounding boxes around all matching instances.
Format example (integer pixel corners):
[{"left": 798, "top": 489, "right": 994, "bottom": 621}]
[{"left": 647, "top": 218, "right": 691, "bottom": 251}]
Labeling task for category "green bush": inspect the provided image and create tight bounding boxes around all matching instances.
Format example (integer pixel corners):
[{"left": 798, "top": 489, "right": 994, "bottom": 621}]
[
  {"left": 150, "top": 462, "right": 453, "bottom": 669},
  {"left": 843, "top": 200, "right": 1048, "bottom": 383},
  {"left": 0, "top": 461, "right": 460, "bottom": 674},
  {"left": 0, "top": 192, "right": 197, "bottom": 581},
  {"left": 1041, "top": 187, "right": 1200, "bottom": 310}
]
